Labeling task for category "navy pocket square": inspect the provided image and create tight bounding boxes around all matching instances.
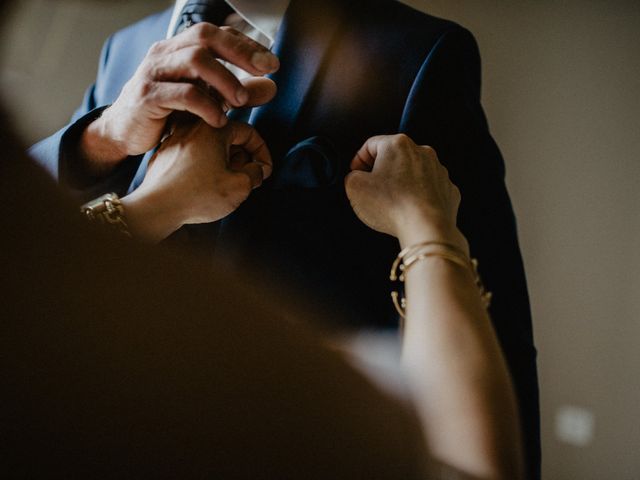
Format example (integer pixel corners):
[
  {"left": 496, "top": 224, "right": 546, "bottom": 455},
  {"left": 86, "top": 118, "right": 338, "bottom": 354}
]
[{"left": 270, "top": 136, "right": 342, "bottom": 189}]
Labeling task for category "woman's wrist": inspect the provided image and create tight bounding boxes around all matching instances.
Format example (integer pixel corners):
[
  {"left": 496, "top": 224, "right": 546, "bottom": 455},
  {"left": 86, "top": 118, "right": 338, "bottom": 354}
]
[{"left": 396, "top": 214, "right": 469, "bottom": 257}]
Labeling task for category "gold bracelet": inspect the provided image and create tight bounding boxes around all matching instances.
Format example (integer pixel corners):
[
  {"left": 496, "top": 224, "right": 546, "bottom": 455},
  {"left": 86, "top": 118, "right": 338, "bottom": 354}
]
[
  {"left": 80, "top": 193, "right": 132, "bottom": 238},
  {"left": 390, "top": 241, "right": 492, "bottom": 319},
  {"left": 391, "top": 241, "right": 468, "bottom": 282}
]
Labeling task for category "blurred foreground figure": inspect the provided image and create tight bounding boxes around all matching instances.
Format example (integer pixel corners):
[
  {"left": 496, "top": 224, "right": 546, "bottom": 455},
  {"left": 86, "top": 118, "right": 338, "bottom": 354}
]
[
  {"left": 1, "top": 110, "right": 525, "bottom": 478},
  {"left": 30, "top": 2, "right": 540, "bottom": 474},
  {"left": 23, "top": 0, "right": 536, "bottom": 476}
]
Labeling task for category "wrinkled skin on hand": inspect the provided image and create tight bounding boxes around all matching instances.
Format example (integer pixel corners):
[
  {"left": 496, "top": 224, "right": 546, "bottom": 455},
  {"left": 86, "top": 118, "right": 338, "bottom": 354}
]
[{"left": 90, "top": 22, "right": 279, "bottom": 161}]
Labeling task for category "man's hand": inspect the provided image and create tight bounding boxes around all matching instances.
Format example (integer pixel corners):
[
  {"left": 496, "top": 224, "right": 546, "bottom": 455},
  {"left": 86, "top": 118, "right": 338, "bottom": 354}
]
[
  {"left": 121, "top": 120, "right": 271, "bottom": 243},
  {"left": 345, "top": 134, "right": 468, "bottom": 253},
  {"left": 80, "top": 23, "right": 279, "bottom": 175}
]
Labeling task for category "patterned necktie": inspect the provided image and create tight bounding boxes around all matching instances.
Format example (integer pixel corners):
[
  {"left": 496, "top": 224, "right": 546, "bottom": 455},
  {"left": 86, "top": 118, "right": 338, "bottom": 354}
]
[{"left": 173, "top": 0, "right": 236, "bottom": 36}]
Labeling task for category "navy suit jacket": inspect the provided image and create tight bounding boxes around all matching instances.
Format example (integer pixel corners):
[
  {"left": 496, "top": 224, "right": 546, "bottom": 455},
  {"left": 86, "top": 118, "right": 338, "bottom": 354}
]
[{"left": 31, "top": 0, "right": 540, "bottom": 477}]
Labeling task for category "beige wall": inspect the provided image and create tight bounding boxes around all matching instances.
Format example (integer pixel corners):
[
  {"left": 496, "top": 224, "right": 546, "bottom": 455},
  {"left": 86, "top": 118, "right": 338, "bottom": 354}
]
[
  {"left": 2, "top": 1, "right": 639, "bottom": 478},
  {"left": 0, "top": 0, "right": 170, "bottom": 141},
  {"left": 408, "top": 2, "right": 640, "bottom": 478}
]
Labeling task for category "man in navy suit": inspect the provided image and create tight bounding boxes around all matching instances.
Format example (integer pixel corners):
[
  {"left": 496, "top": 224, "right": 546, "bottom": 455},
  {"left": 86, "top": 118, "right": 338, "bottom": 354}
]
[{"left": 30, "top": 0, "right": 540, "bottom": 477}]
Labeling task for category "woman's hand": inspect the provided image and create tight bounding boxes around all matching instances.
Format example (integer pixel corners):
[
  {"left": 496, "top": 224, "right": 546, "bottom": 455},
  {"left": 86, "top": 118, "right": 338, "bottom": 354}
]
[
  {"left": 347, "top": 135, "right": 524, "bottom": 479},
  {"left": 122, "top": 119, "right": 271, "bottom": 243},
  {"left": 345, "top": 134, "right": 467, "bottom": 253}
]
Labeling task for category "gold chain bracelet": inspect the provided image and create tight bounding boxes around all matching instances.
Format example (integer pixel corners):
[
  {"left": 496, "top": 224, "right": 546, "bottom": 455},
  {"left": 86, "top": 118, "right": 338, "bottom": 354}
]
[{"left": 390, "top": 241, "right": 492, "bottom": 319}]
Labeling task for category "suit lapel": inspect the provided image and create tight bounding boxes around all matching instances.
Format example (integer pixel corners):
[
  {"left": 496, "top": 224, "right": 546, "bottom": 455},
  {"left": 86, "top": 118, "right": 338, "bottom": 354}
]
[{"left": 250, "top": 0, "right": 349, "bottom": 159}]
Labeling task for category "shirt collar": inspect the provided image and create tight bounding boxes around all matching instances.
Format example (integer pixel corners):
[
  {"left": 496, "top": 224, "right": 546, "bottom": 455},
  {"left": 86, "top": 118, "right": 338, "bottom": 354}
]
[
  {"left": 168, "top": 0, "right": 290, "bottom": 42},
  {"left": 226, "top": 0, "right": 290, "bottom": 43}
]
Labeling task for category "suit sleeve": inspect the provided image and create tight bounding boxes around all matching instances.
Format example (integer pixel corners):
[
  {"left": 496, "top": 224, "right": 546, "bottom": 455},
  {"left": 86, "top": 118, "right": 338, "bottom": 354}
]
[
  {"left": 28, "top": 35, "right": 144, "bottom": 203},
  {"left": 399, "top": 27, "right": 541, "bottom": 480}
]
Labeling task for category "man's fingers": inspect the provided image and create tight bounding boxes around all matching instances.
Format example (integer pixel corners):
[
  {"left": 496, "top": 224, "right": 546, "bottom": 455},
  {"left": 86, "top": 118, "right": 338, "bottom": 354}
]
[
  {"left": 199, "top": 24, "right": 280, "bottom": 74},
  {"left": 158, "top": 23, "right": 279, "bottom": 76},
  {"left": 219, "top": 78, "right": 278, "bottom": 118},
  {"left": 240, "top": 77, "right": 278, "bottom": 108},
  {"left": 154, "top": 82, "right": 228, "bottom": 127},
  {"left": 142, "top": 23, "right": 281, "bottom": 117},
  {"left": 153, "top": 46, "right": 248, "bottom": 107},
  {"left": 227, "top": 122, "right": 272, "bottom": 179}
]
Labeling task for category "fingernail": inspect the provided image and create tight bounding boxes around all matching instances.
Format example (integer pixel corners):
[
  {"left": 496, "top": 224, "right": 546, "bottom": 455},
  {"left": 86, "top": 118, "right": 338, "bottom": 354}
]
[
  {"left": 251, "top": 51, "right": 278, "bottom": 72},
  {"left": 235, "top": 88, "right": 249, "bottom": 105}
]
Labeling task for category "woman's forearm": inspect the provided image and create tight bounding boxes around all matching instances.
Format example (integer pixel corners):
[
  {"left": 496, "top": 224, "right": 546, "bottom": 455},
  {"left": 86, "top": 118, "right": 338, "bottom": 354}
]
[
  {"left": 343, "top": 134, "right": 524, "bottom": 479},
  {"left": 400, "top": 230, "right": 524, "bottom": 480}
]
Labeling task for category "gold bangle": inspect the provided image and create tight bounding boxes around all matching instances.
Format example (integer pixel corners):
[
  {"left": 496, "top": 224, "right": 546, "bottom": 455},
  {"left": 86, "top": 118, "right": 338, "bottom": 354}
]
[
  {"left": 81, "top": 193, "right": 132, "bottom": 238},
  {"left": 390, "top": 241, "right": 492, "bottom": 319},
  {"left": 390, "top": 241, "right": 467, "bottom": 282}
]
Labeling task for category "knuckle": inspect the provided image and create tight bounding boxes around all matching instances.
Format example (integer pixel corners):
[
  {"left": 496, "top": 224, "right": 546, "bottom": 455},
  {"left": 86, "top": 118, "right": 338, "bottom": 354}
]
[
  {"left": 422, "top": 144, "right": 436, "bottom": 156},
  {"left": 148, "top": 40, "right": 166, "bottom": 55},
  {"left": 136, "top": 80, "right": 155, "bottom": 101},
  {"left": 193, "top": 22, "right": 215, "bottom": 41},
  {"left": 187, "top": 47, "right": 207, "bottom": 66},
  {"left": 145, "top": 64, "right": 164, "bottom": 81},
  {"left": 390, "top": 133, "right": 412, "bottom": 147},
  {"left": 138, "top": 59, "right": 155, "bottom": 77},
  {"left": 181, "top": 84, "right": 199, "bottom": 102}
]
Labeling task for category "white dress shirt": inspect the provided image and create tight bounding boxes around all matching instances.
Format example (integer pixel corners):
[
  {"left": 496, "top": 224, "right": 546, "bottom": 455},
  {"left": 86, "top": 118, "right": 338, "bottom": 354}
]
[
  {"left": 167, "top": 0, "right": 289, "bottom": 46},
  {"left": 167, "top": 0, "right": 416, "bottom": 80},
  {"left": 167, "top": 0, "right": 290, "bottom": 80}
]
